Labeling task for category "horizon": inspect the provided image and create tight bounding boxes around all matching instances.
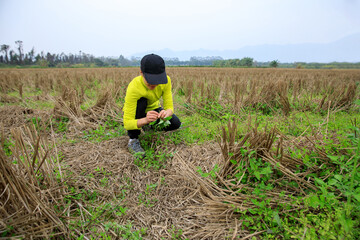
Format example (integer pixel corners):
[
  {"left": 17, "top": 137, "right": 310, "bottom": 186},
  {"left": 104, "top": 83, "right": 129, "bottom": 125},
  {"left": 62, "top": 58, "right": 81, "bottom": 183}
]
[{"left": 1, "top": 33, "right": 360, "bottom": 64}]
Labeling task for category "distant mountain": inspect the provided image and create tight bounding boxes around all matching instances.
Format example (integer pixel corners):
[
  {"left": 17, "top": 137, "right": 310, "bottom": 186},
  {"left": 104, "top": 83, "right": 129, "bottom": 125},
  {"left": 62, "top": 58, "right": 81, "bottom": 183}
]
[{"left": 131, "top": 32, "right": 360, "bottom": 62}]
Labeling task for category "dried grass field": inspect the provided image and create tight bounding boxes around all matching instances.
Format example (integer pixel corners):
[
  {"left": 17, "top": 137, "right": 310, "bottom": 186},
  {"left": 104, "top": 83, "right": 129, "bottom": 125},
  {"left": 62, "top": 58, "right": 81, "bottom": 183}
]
[{"left": 0, "top": 67, "right": 360, "bottom": 239}]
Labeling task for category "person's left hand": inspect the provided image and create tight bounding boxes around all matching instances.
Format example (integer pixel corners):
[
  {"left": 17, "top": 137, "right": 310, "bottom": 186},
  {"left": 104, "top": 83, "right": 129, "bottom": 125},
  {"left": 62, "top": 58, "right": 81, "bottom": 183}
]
[{"left": 158, "top": 109, "right": 173, "bottom": 119}]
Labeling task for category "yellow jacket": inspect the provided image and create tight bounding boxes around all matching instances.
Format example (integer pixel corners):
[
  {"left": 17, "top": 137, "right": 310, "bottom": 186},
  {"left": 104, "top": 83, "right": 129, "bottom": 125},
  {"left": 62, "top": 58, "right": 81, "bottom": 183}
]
[{"left": 123, "top": 75, "right": 174, "bottom": 130}]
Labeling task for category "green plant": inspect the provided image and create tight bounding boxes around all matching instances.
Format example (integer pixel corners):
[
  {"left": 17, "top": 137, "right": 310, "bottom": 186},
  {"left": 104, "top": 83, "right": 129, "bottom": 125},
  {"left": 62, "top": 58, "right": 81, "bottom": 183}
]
[
  {"left": 197, "top": 164, "right": 219, "bottom": 183},
  {"left": 138, "top": 183, "right": 158, "bottom": 207},
  {"left": 30, "top": 116, "right": 69, "bottom": 133},
  {"left": 149, "top": 116, "right": 172, "bottom": 130},
  {"left": 103, "top": 221, "right": 147, "bottom": 240},
  {"left": 53, "top": 117, "right": 69, "bottom": 133},
  {"left": 2, "top": 138, "right": 13, "bottom": 156},
  {"left": 135, "top": 129, "right": 177, "bottom": 170},
  {"left": 1, "top": 226, "right": 14, "bottom": 237},
  {"left": 82, "top": 118, "right": 126, "bottom": 142},
  {"left": 169, "top": 225, "right": 184, "bottom": 240}
]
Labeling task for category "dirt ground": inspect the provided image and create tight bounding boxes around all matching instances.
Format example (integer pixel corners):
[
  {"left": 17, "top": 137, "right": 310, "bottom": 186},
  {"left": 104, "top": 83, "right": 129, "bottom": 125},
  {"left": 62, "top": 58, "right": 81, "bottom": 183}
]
[
  {"left": 58, "top": 135, "right": 241, "bottom": 239},
  {"left": 1, "top": 105, "right": 247, "bottom": 239}
]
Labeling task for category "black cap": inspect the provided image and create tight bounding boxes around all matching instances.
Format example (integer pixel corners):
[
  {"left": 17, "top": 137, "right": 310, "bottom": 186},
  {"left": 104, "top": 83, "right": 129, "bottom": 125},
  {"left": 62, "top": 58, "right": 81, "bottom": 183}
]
[{"left": 140, "top": 54, "right": 168, "bottom": 85}]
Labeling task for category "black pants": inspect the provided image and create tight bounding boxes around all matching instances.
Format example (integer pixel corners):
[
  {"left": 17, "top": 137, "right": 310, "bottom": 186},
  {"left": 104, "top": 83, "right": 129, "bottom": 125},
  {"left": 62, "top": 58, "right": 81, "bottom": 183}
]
[{"left": 128, "top": 97, "right": 182, "bottom": 139}]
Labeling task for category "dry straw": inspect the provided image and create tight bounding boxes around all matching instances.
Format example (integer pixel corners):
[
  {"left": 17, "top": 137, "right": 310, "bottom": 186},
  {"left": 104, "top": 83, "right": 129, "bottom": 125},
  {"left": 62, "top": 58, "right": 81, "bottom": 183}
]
[
  {"left": 0, "top": 67, "right": 359, "bottom": 239},
  {"left": 0, "top": 124, "right": 67, "bottom": 238}
]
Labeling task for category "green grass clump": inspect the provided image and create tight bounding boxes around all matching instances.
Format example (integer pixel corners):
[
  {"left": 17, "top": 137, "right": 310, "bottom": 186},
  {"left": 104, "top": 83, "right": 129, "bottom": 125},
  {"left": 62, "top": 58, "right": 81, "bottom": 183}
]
[{"left": 82, "top": 117, "right": 126, "bottom": 142}]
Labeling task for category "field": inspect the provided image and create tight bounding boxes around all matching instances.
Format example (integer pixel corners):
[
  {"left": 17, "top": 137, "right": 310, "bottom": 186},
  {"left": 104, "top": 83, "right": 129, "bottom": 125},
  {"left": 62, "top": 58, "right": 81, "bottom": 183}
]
[{"left": 0, "top": 67, "right": 360, "bottom": 239}]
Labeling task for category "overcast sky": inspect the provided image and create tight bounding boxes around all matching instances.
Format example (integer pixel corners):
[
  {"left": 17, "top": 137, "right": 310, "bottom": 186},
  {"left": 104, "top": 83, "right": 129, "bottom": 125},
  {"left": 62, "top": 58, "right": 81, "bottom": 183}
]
[{"left": 1, "top": 0, "right": 359, "bottom": 58}]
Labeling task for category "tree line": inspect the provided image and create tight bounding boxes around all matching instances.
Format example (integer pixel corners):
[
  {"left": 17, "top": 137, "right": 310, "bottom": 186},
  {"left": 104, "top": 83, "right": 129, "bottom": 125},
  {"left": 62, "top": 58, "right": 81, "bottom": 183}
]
[
  {"left": 0, "top": 41, "right": 110, "bottom": 67},
  {"left": 1, "top": 41, "right": 359, "bottom": 69}
]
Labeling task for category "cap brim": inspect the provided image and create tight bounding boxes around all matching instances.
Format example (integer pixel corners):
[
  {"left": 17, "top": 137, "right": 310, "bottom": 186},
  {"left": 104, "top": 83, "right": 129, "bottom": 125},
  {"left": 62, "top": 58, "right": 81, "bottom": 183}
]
[{"left": 144, "top": 71, "right": 168, "bottom": 85}]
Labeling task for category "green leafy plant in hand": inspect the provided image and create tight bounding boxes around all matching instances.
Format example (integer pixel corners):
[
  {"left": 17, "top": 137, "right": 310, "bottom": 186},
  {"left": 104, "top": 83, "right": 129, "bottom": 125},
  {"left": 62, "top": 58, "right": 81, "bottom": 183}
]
[{"left": 149, "top": 116, "right": 172, "bottom": 130}]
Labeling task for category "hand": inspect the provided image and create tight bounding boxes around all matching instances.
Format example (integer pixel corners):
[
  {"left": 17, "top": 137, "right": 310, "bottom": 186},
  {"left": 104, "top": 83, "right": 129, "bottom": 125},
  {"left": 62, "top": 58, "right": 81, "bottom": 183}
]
[
  {"left": 158, "top": 109, "right": 173, "bottom": 119},
  {"left": 146, "top": 110, "right": 159, "bottom": 123}
]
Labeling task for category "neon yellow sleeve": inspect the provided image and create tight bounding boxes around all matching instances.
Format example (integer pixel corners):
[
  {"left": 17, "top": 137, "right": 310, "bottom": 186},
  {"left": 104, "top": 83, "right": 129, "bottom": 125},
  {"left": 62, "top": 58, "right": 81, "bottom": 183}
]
[
  {"left": 123, "top": 81, "right": 141, "bottom": 130},
  {"left": 162, "top": 76, "right": 174, "bottom": 112}
]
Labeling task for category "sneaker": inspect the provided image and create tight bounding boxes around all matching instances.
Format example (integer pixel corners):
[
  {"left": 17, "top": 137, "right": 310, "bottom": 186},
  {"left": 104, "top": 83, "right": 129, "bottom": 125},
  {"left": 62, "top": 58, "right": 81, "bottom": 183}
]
[{"left": 128, "top": 139, "right": 145, "bottom": 158}]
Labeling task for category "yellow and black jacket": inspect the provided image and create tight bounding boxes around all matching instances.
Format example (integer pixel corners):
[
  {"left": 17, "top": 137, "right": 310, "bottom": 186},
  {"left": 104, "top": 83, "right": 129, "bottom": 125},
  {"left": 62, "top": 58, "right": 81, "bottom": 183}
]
[{"left": 123, "top": 75, "right": 174, "bottom": 130}]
